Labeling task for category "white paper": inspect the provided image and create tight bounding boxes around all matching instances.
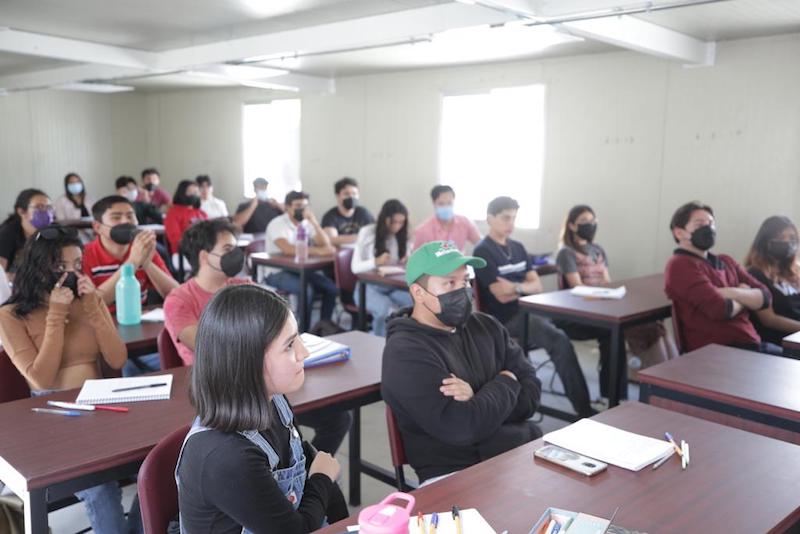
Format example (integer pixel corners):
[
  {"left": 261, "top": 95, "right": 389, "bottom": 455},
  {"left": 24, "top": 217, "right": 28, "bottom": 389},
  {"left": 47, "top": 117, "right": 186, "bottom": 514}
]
[
  {"left": 569, "top": 285, "right": 626, "bottom": 300},
  {"left": 140, "top": 308, "right": 165, "bottom": 322},
  {"left": 75, "top": 375, "right": 173, "bottom": 405},
  {"left": 377, "top": 265, "right": 406, "bottom": 276},
  {"left": 543, "top": 419, "right": 673, "bottom": 472},
  {"left": 410, "top": 509, "right": 496, "bottom": 534}
]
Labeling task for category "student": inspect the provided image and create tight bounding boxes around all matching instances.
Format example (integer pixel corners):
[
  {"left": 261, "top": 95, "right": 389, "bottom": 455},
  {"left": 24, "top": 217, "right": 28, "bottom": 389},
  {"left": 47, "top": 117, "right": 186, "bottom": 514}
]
[
  {"left": 234, "top": 177, "right": 284, "bottom": 234},
  {"left": 83, "top": 195, "right": 177, "bottom": 308},
  {"left": 115, "top": 176, "right": 163, "bottom": 225},
  {"left": 473, "top": 197, "right": 597, "bottom": 413},
  {"left": 745, "top": 216, "right": 800, "bottom": 346},
  {"left": 0, "top": 189, "right": 53, "bottom": 276},
  {"left": 264, "top": 191, "right": 338, "bottom": 324},
  {"left": 665, "top": 201, "right": 775, "bottom": 354},
  {"left": 165, "top": 220, "right": 352, "bottom": 454},
  {"left": 164, "top": 180, "right": 208, "bottom": 256},
  {"left": 53, "top": 172, "right": 94, "bottom": 221},
  {"left": 0, "top": 226, "right": 140, "bottom": 533},
  {"left": 351, "top": 199, "right": 413, "bottom": 336},
  {"left": 321, "top": 177, "right": 375, "bottom": 246},
  {"left": 413, "top": 185, "right": 481, "bottom": 252},
  {"left": 556, "top": 205, "right": 676, "bottom": 384},
  {"left": 141, "top": 167, "right": 172, "bottom": 211},
  {"left": 196, "top": 174, "right": 229, "bottom": 219},
  {"left": 382, "top": 242, "right": 542, "bottom": 484},
  {"left": 176, "top": 284, "right": 348, "bottom": 533}
]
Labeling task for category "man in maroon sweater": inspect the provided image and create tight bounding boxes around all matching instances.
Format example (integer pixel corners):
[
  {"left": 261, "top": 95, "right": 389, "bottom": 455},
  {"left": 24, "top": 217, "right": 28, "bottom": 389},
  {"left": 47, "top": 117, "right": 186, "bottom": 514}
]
[{"left": 664, "top": 201, "right": 779, "bottom": 354}]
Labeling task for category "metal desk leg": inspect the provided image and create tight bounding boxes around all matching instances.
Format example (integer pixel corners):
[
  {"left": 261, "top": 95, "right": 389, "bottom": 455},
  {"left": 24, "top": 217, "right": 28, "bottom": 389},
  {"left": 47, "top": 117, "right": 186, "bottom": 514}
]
[
  {"left": 23, "top": 488, "right": 48, "bottom": 534},
  {"left": 521, "top": 311, "right": 529, "bottom": 352},
  {"left": 607, "top": 325, "right": 628, "bottom": 407},
  {"left": 348, "top": 408, "right": 361, "bottom": 506},
  {"left": 358, "top": 283, "right": 367, "bottom": 331},
  {"left": 299, "top": 268, "right": 308, "bottom": 332}
]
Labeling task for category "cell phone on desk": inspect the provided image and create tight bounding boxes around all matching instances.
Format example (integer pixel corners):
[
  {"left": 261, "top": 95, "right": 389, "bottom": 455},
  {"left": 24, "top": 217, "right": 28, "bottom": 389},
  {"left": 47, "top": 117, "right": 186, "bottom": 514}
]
[{"left": 534, "top": 445, "right": 607, "bottom": 476}]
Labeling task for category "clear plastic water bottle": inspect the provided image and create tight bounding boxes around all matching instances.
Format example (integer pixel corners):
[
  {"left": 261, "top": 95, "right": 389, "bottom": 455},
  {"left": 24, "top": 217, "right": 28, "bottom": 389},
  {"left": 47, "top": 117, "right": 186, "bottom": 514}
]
[
  {"left": 116, "top": 263, "right": 142, "bottom": 325},
  {"left": 294, "top": 224, "right": 308, "bottom": 263}
]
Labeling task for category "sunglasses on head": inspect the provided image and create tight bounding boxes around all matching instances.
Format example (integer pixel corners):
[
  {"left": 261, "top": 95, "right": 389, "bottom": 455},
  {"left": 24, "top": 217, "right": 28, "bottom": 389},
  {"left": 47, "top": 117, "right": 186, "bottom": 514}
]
[{"left": 35, "top": 225, "right": 79, "bottom": 241}]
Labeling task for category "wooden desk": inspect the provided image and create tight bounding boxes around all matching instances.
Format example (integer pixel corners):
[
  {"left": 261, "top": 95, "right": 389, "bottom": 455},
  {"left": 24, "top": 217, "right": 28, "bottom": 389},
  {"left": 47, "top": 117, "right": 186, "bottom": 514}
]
[
  {"left": 116, "top": 319, "right": 163, "bottom": 357},
  {"left": 0, "top": 331, "right": 383, "bottom": 533},
  {"left": 355, "top": 271, "right": 407, "bottom": 331},
  {"left": 782, "top": 331, "right": 800, "bottom": 357},
  {"left": 249, "top": 253, "right": 335, "bottom": 332},
  {"left": 639, "top": 343, "right": 800, "bottom": 445},
  {"left": 520, "top": 274, "right": 670, "bottom": 407},
  {"left": 319, "top": 402, "right": 800, "bottom": 534}
]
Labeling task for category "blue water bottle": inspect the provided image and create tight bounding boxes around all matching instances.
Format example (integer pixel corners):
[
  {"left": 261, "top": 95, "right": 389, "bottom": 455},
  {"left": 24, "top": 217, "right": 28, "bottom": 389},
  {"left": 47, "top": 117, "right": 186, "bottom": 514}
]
[{"left": 116, "top": 263, "right": 142, "bottom": 325}]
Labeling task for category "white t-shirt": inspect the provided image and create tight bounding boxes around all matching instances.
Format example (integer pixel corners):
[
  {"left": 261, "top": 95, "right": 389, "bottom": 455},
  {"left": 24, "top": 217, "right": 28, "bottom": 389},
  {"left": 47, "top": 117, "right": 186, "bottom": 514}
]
[
  {"left": 265, "top": 214, "right": 316, "bottom": 255},
  {"left": 200, "top": 196, "right": 229, "bottom": 219}
]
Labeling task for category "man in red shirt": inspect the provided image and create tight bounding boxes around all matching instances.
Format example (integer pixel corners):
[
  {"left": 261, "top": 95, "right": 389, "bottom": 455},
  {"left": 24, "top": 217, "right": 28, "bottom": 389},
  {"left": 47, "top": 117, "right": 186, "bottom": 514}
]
[
  {"left": 84, "top": 195, "right": 178, "bottom": 310},
  {"left": 141, "top": 167, "right": 172, "bottom": 212},
  {"left": 664, "top": 201, "right": 778, "bottom": 354}
]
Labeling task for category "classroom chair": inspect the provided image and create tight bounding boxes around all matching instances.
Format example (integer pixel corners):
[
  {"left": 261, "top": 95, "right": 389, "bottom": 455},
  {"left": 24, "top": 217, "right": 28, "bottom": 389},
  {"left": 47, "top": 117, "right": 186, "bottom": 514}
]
[
  {"left": 332, "top": 247, "right": 372, "bottom": 330},
  {"left": 670, "top": 304, "right": 687, "bottom": 355},
  {"left": 385, "top": 405, "right": 416, "bottom": 492},
  {"left": 157, "top": 329, "right": 184, "bottom": 370},
  {"left": 138, "top": 424, "right": 190, "bottom": 534},
  {"left": 0, "top": 349, "right": 29, "bottom": 403}
]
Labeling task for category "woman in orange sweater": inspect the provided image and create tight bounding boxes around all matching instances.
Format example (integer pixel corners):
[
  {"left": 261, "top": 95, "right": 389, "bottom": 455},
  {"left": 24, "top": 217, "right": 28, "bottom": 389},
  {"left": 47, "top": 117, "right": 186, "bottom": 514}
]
[{"left": 0, "top": 225, "right": 141, "bottom": 533}]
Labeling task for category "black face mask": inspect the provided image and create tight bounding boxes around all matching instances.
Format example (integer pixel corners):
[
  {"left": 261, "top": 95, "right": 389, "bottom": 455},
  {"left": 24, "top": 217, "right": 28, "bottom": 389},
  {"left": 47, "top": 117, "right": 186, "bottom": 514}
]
[
  {"left": 690, "top": 225, "right": 716, "bottom": 251},
  {"left": 211, "top": 247, "right": 246, "bottom": 278},
  {"left": 576, "top": 222, "right": 597, "bottom": 242},
  {"left": 144, "top": 183, "right": 156, "bottom": 192},
  {"left": 342, "top": 197, "right": 357, "bottom": 210},
  {"left": 51, "top": 271, "right": 80, "bottom": 298},
  {"left": 109, "top": 223, "right": 139, "bottom": 245},
  {"left": 424, "top": 286, "right": 473, "bottom": 328},
  {"left": 187, "top": 195, "right": 201, "bottom": 209},
  {"left": 293, "top": 208, "right": 305, "bottom": 222},
  {"left": 767, "top": 240, "right": 798, "bottom": 262}
]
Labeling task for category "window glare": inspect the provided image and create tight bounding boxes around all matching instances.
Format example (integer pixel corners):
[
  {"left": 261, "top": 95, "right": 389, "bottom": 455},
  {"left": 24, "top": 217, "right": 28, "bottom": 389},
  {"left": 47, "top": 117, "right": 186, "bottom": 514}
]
[{"left": 439, "top": 85, "right": 545, "bottom": 229}]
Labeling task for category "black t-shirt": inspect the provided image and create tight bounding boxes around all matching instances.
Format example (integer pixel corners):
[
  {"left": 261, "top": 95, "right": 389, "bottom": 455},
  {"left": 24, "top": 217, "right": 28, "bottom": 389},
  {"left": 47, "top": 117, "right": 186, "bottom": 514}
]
[
  {"left": 320, "top": 206, "right": 374, "bottom": 236},
  {"left": 748, "top": 267, "right": 800, "bottom": 345},
  {"left": 236, "top": 200, "right": 283, "bottom": 234},
  {"left": 177, "top": 407, "right": 347, "bottom": 534},
  {"left": 0, "top": 218, "right": 27, "bottom": 272},
  {"left": 473, "top": 236, "right": 532, "bottom": 324}
]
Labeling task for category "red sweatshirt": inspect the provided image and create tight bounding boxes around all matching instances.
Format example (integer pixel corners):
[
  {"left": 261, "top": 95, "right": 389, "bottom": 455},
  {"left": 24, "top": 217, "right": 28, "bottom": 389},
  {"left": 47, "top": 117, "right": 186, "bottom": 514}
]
[
  {"left": 664, "top": 249, "right": 771, "bottom": 352},
  {"left": 165, "top": 205, "right": 208, "bottom": 255}
]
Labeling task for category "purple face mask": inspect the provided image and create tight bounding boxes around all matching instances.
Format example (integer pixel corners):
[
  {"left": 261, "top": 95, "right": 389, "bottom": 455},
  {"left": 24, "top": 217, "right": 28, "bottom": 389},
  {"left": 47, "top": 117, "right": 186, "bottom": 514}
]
[{"left": 31, "top": 209, "right": 54, "bottom": 230}]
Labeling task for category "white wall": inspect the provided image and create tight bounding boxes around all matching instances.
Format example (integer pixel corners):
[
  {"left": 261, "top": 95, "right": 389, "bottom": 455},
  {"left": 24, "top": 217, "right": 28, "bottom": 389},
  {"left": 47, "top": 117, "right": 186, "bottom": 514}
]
[
  {"left": 5, "top": 31, "right": 800, "bottom": 282},
  {"left": 0, "top": 90, "right": 147, "bottom": 216}
]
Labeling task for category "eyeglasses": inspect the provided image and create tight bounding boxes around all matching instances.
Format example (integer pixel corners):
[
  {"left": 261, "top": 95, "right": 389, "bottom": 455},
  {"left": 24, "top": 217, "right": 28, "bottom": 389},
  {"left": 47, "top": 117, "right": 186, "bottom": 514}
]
[
  {"left": 35, "top": 226, "right": 79, "bottom": 241},
  {"left": 28, "top": 204, "right": 54, "bottom": 213}
]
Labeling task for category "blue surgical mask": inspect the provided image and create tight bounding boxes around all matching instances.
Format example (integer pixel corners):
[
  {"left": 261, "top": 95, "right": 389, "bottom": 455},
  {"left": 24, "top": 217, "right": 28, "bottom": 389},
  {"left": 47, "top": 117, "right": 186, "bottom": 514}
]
[
  {"left": 435, "top": 205, "right": 454, "bottom": 222},
  {"left": 67, "top": 182, "right": 84, "bottom": 195}
]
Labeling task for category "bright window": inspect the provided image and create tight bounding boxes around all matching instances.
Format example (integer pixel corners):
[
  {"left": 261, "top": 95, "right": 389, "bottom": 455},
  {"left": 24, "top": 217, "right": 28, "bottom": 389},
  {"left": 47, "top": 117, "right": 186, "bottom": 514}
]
[
  {"left": 439, "top": 85, "right": 545, "bottom": 229},
  {"left": 242, "top": 99, "right": 301, "bottom": 200}
]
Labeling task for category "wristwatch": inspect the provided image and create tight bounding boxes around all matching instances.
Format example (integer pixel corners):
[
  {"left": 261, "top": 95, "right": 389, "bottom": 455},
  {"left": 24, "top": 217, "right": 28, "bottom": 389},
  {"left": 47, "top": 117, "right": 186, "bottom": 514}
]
[{"left": 515, "top": 283, "right": 524, "bottom": 296}]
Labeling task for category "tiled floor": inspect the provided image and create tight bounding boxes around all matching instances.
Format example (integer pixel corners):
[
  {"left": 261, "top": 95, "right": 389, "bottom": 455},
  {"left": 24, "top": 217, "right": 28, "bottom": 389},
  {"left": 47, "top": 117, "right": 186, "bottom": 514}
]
[{"left": 47, "top": 338, "right": 640, "bottom": 533}]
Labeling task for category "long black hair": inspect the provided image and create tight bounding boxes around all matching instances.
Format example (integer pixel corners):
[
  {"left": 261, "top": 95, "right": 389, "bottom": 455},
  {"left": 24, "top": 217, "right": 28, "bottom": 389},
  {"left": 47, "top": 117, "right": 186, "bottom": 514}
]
[
  {"left": 173, "top": 180, "right": 199, "bottom": 206},
  {"left": 745, "top": 215, "right": 800, "bottom": 285},
  {"left": 4, "top": 226, "right": 83, "bottom": 318},
  {"left": 1, "top": 189, "right": 48, "bottom": 229},
  {"left": 374, "top": 199, "right": 409, "bottom": 259},
  {"left": 190, "top": 284, "right": 291, "bottom": 432},
  {"left": 64, "top": 173, "right": 86, "bottom": 208}
]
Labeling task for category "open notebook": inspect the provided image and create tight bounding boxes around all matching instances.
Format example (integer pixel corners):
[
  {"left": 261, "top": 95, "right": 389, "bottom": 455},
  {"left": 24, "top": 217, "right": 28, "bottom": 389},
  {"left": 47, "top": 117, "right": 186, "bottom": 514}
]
[
  {"left": 570, "top": 285, "right": 627, "bottom": 300},
  {"left": 75, "top": 375, "right": 174, "bottom": 405},
  {"left": 300, "top": 333, "right": 351, "bottom": 368}
]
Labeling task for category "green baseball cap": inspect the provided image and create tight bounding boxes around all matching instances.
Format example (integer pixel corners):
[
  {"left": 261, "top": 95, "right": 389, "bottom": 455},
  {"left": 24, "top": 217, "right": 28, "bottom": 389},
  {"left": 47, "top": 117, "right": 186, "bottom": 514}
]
[{"left": 405, "top": 241, "right": 487, "bottom": 285}]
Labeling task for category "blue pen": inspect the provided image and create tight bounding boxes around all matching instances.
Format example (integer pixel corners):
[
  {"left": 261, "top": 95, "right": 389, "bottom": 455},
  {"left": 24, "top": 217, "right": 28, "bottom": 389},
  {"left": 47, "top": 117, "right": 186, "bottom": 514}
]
[
  {"left": 31, "top": 407, "right": 83, "bottom": 417},
  {"left": 664, "top": 432, "right": 683, "bottom": 456},
  {"left": 429, "top": 512, "right": 439, "bottom": 534}
]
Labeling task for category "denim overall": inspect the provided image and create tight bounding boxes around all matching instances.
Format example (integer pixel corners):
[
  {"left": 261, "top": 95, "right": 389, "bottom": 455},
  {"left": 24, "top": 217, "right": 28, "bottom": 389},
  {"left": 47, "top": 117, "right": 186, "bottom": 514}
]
[{"left": 175, "top": 395, "right": 307, "bottom": 533}]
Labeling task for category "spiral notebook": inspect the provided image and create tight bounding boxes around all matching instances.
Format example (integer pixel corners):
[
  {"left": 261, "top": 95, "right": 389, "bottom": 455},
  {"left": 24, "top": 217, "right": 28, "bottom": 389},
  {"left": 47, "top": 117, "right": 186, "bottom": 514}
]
[{"left": 75, "top": 375, "right": 174, "bottom": 405}]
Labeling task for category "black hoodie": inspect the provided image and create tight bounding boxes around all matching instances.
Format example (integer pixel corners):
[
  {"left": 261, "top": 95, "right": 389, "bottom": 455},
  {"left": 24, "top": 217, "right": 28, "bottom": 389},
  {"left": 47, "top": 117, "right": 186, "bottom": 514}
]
[{"left": 381, "top": 309, "right": 542, "bottom": 483}]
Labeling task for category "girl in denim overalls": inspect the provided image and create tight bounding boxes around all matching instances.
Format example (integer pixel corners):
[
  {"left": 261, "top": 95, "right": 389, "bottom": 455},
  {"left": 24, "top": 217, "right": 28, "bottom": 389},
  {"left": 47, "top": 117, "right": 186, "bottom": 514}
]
[{"left": 174, "top": 285, "right": 348, "bottom": 533}]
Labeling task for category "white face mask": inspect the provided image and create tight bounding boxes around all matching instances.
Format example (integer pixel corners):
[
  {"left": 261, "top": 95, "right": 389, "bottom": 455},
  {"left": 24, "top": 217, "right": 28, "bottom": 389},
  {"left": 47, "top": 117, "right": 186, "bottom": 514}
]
[
  {"left": 123, "top": 189, "right": 139, "bottom": 202},
  {"left": 256, "top": 190, "right": 270, "bottom": 202}
]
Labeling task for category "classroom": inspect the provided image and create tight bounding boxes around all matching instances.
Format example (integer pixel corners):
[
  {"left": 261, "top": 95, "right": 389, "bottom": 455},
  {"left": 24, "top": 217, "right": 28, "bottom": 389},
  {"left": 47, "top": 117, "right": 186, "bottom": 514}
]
[{"left": 1, "top": 1, "right": 800, "bottom": 533}]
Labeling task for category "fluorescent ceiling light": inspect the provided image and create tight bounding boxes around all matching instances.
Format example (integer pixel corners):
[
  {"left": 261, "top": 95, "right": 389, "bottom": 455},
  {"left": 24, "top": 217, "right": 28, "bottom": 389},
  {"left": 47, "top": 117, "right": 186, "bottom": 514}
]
[
  {"left": 187, "top": 64, "right": 288, "bottom": 80},
  {"left": 56, "top": 82, "right": 134, "bottom": 93}
]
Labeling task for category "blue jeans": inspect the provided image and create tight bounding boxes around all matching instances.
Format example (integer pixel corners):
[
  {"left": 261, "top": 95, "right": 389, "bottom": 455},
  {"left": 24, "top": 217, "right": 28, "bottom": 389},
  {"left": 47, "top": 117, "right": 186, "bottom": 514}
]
[
  {"left": 30, "top": 390, "right": 142, "bottom": 533},
  {"left": 122, "top": 352, "right": 162, "bottom": 377},
  {"left": 355, "top": 283, "right": 413, "bottom": 337},
  {"left": 265, "top": 271, "right": 339, "bottom": 324}
]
